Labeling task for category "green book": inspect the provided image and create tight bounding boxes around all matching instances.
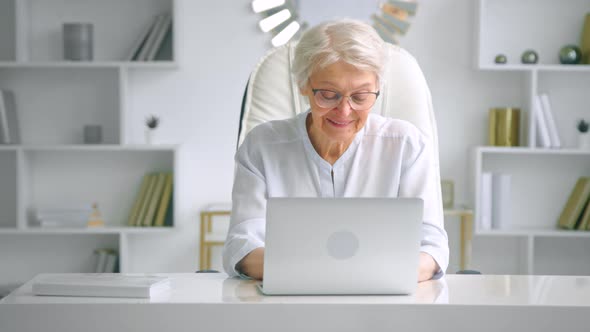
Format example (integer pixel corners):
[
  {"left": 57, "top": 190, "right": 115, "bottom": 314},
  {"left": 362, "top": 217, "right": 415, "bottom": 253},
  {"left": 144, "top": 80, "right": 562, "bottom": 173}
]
[
  {"left": 153, "top": 173, "right": 173, "bottom": 227},
  {"left": 578, "top": 199, "right": 590, "bottom": 230},
  {"left": 557, "top": 177, "right": 590, "bottom": 230},
  {"left": 142, "top": 173, "right": 166, "bottom": 227},
  {"left": 581, "top": 13, "right": 590, "bottom": 64},
  {"left": 488, "top": 109, "right": 497, "bottom": 145},
  {"left": 135, "top": 174, "right": 157, "bottom": 226},
  {"left": 126, "top": 174, "right": 151, "bottom": 226}
]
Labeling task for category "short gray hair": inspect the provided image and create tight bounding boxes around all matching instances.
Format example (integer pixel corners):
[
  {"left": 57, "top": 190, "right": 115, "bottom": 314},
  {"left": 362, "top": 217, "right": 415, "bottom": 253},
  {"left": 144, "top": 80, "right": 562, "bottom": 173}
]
[{"left": 292, "top": 19, "right": 386, "bottom": 89}]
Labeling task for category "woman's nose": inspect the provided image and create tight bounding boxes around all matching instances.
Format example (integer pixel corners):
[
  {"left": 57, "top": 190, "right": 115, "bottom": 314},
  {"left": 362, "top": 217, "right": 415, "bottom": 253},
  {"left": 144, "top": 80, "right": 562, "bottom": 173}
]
[{"left": 335, "top": 97, "right": 353, "bottom": 115}]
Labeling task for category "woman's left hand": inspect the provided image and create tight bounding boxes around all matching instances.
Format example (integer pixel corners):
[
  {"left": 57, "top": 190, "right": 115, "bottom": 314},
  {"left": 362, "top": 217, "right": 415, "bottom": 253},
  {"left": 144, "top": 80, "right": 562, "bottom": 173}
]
[{"left": 418, "top": 252, "right": 439, "bottom": 282}]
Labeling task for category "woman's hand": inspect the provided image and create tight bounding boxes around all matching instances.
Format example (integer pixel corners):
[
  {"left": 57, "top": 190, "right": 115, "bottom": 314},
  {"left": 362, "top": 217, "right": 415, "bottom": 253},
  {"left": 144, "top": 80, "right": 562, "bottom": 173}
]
[
  {"left": 237, "top": 247, "right": 265, "bottom": 280},
  {"left": 418, "top": 252, "right": 440, "bottom": 282}
]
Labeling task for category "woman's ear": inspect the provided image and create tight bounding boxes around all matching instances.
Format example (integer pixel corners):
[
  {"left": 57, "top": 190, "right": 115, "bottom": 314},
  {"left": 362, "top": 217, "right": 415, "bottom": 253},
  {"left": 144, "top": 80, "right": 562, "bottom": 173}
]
[{"left": 299, "top": 81, "right": 311, "bottom": 97}]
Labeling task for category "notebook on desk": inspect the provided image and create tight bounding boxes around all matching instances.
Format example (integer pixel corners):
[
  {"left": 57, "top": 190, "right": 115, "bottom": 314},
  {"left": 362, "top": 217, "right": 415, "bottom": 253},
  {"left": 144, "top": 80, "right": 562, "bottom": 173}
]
[{"left": 259, "top": 197, "right": 423, "bottom": 295}]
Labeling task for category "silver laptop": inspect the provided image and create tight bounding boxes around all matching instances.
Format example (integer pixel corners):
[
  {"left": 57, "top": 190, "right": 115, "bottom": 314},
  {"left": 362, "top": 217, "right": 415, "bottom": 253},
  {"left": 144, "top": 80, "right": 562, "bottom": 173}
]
[{"left": 260, "top": 197, "right": 423, "bottom": 295}]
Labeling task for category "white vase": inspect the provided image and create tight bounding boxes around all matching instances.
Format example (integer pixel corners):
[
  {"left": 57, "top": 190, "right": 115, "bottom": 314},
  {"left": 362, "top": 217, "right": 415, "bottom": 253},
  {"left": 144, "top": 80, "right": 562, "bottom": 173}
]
[
  {"left": 145, "top": 128, "right": 157, "bottom": 144},
  {"left": 578, "top": 133, "right": 590, "bottom": 150}
]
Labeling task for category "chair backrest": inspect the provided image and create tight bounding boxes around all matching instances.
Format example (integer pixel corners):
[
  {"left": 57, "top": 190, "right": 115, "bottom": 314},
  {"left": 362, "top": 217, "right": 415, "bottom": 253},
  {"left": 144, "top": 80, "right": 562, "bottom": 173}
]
[
  {"left": 238, "top": 42, "right": 442, "bottom": 203},
  {"left": 238, "top": 42, "right": 439, "bottom": 162}
]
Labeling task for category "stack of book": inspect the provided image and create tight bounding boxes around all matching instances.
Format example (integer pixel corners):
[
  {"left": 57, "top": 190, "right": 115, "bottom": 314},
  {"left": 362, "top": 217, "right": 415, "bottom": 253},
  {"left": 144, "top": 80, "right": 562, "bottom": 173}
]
[
  {"left": 34, "top": 206, "right": 93, "bottom": 228},
  {"left": 480, "top": 172, "right": 511, "bottom": 230},
  {"left": 531, "top": 93, "right": 561, "bottom": 149},
  {"left": 0, "top": 89, "right": 20, "bottom": 144},
  {"left": 127, "top": 172, "right": 173, "bottom": 227},
  {"left": 557, "top": 177, "right": 590, "bottom": 230},
  {"left": 32, "top": 274, "right": 170, "bottom": 298},
  {"left": 488, "top": 108, "right": 520, "bottom": 147},
  {"left": 371, "top": 0, "right": 418, "bottom": 44},
  {"left": 126, "top": 12, "right": 173, "bottom": 61},
  {"left": 94, "top": 248, "right": 118, "bottom": 273}
]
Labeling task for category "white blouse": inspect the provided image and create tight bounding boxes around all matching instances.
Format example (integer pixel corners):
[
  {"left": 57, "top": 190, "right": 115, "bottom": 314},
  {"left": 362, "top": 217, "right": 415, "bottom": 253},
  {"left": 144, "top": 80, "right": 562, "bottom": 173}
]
[{"left": 222, "top": 110, "right": 449, "bottom": 278}]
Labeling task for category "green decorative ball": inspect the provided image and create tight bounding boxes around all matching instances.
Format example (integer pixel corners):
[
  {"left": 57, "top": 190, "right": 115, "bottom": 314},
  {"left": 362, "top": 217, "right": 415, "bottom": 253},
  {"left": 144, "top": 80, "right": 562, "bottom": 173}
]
[
  {"left": 559, "top": 45, "right": 582, "bottom": 64},
  {"left": 521, "top": 50, "right": 538, "bottom": 64},
  {"left": 494, "top": 54, "right": 507, "bottom": 64}
]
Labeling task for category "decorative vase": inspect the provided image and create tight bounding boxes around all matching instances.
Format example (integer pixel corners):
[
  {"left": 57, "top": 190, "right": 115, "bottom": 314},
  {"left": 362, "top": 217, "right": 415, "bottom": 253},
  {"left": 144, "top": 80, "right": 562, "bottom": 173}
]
[
  {"left": 494, "top": 54, "right": 507, "bottom": 64},
  {"left": 521, "top": 49, "right": 538, "bottom": 64},
  {"left": 579, "top": 133, "right": 590, "bottom": 150},
  {"left": 145, "top": 128, "right": 157, "bottom": 144},
  {"left": 559, "top": 45, "right": 582, "bottom": 64}
]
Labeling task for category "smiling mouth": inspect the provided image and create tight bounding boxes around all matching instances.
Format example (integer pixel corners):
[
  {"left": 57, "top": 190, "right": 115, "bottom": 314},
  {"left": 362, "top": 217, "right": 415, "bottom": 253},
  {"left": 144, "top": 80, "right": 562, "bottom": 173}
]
[{"left": 327, "top": 118, "right": 353, "bottom": 127}]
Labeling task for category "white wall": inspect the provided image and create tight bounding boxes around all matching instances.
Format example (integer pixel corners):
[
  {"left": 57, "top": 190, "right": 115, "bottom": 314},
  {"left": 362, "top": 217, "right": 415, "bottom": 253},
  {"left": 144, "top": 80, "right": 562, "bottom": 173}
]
[{"left": 126, "top": 0, "right": 526, "bottom": 274}]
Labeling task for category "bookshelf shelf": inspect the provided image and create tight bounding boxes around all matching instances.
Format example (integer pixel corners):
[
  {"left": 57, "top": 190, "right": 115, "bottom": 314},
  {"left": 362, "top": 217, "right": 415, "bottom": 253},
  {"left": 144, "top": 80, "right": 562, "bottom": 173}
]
[
  {"left": 0, "top": 0, "right": 179, "bottom": 286},
  {"left": 0, "top": 61, "right": 178, "bottom": 69},
  {"left": 0, "top": 227, "right": 175, "bottom": 235},
  {"left": 476, "top": 229, "right": 590, "bottom": 238},
  {"left": 478, "top": 147, "right": 590, "bottom": 156},
  {"left": 474, "top": 0, "right": 590, "bottom": 276},
  {"left": 478, "top": 65, "right": 590, "bottom": 73}
]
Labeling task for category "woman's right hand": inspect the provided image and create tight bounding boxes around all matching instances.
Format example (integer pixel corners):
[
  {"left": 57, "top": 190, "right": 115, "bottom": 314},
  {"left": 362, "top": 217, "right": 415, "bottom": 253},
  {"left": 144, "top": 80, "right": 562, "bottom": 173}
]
[{"left": 237, "top": 247, "right": 265, "bottom": 280}]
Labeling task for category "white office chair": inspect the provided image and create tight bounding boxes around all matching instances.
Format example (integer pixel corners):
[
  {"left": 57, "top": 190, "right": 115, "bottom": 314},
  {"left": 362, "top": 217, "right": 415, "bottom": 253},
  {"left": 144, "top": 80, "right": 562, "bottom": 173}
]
[{"left": 238, "top": 42, "right": 443, "bottom": 218}]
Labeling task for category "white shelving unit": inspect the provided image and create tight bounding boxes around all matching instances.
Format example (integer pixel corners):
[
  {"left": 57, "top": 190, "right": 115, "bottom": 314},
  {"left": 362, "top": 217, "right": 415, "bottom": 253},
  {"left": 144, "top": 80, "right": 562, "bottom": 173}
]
[
  {"left": 0, "top": 0, "right": 178, "bottom": 289},
  {"left": 473, "top": 0, "right": 590, "bottom": 275}
]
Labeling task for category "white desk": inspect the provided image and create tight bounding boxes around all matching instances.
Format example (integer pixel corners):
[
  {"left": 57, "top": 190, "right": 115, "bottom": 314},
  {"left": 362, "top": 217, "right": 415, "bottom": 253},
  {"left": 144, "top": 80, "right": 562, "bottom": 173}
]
[{"left": 2, "top": 273, "right": 590, "bottom": 332}]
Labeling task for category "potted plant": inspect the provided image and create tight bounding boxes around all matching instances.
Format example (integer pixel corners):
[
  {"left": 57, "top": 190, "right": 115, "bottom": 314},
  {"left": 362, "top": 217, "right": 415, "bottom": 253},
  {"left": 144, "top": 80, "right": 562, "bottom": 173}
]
[
  {"left": 145, "top": 115, "right": 160, "bottom": 144},
  {"left": 577, "top": 119, "right": 589, "bottom": 150}
]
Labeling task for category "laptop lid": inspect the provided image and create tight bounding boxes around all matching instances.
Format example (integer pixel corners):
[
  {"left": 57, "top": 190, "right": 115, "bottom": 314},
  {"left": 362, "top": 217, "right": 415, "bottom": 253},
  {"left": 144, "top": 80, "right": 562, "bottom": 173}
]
[{"left": 262, "top": 197, "right": 423, "bottom": 295}]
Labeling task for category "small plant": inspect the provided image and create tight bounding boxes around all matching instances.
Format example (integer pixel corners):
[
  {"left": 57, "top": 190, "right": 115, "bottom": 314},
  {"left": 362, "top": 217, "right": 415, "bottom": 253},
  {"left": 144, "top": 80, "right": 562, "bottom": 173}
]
[
  {"left": 578, "top": 119, "right": 589, "bottom": 133},
  {"left": 145, "top": 115, "right": 160, "bottom": 130}
]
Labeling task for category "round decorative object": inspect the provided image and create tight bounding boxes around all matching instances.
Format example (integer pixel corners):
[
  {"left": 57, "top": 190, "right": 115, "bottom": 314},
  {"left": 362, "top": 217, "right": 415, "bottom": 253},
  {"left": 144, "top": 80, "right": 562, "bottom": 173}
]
[
  {"left": 494, "top": 54, "right": 507, "bottom": 64},
  {"left": 559, "top": 45, "right": 582, "bottom": 64},
  {"left": 521, "top": 50, "right": 538, "bottom": 64}
]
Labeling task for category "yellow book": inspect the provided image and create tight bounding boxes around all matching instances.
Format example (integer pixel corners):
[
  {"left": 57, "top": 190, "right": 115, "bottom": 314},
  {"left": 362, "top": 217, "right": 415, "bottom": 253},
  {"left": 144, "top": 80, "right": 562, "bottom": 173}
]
[
  {"left": 142, "top": 173, "right": 166, "bottom": 227},
  {"left": 488, "top": 109, "right": 497, "bottom": 145},
  {"left": 578, "top": 199, "right": 590, "bottom": 230},
  {"left": 558, "top": 177, "right": 590, "bottom": 230},
  {"left": 135, "top": 174, "right": 157, "bottom": 226},
  {"left": 126, "top": 174, "right": 151, "bottom": 226},
  {"left": 495, "top": 108, "right": 520, "bottom": 147},
  {"left": 153, "top": 173, "right": 173, "bottom": 227},
  {"left": 581, "top": 13, "right": 590, "bottom": 64}
]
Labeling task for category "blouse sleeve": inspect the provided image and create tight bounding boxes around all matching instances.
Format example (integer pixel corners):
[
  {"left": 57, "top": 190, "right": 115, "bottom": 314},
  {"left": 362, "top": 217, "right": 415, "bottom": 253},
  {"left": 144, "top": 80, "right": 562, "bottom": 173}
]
[
  {"left": 222, "top": 135, "right": 267, "bottom": 277},
  {"left": 398, "top": 134, "right": 449, "bottom": 278}
]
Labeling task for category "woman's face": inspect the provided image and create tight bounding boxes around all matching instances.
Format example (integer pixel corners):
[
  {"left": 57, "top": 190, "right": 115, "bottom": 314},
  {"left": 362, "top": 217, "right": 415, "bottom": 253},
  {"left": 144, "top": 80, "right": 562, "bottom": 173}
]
[{"left": 301, "top": 60, "right": 378, "bottom": 143}]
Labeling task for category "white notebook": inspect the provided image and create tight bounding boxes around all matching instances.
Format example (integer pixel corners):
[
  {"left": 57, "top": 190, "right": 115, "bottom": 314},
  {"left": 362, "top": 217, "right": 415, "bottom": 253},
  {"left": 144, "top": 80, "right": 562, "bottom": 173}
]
[{"left": 32, "top": 274, "right": 170, "bottom": 298}]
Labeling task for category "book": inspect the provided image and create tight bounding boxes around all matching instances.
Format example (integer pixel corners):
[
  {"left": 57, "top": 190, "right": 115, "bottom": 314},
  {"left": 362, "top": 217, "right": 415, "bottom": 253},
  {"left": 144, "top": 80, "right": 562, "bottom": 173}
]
[
  {"left": 127, "top": 174, "right": 152, "bottom": 226},
  {"left": 134, "top": 174, "right": 157, "bottom": 226},
  {"left": 381, "top": 2, "right": 409, "bottom": 21},
  {"left": 0, "top": 90, "right": 20, "bottom": 144},
  {"left": 539, "top": 93, "right": 561, "bottom": 148},
  {"left": 142, "top": 173, "right": 166, "bottom": 226},
  {"left": 533, "top": 95, "right": 551, "bottom": 148},
  {"left": 154, "top": 21, "right": 173, "bottom": 61},
  {"left": 385, "top": 0, "right": 418, "bottom": 15},
  {"left": 577, "top": 198, "right": 590, "bottom": 230},
  {"left": 480, "top": 172, "right": 493, "bottom": 230},
  {"left": 32, "top": 274, "right": 170, "bottom": 298},
  {"left": 491, "top": 173, "right": 511, "bottom": 230},
  {"left": 381, "top": 11, "right": 410, "bottom": 34},
  {"left": 126, "top": 18, "right": 159, "bottom": 61},
  {"left": 94, "top": 249, "right": 109, "bottom": 273},
  {"left": 153, "top": 173, "right": 173, "bottom": 227},
  {"left": 581, "top": 13, "right": 590, "bottom": 64},
  {"left": 104, "top": 251, "right": 118, "bottom": 273},
  {"left": 557, "top": 177, "right": 590, "bottom": 230},
  {"left": 145, "top": 14, "right": 172, "bottom": 61},
  {"left": 137, "top": 14, "right": 166, "bottom": 61},
  {"left": 488, "top": 109, "right": 497, "bottom": 145}
]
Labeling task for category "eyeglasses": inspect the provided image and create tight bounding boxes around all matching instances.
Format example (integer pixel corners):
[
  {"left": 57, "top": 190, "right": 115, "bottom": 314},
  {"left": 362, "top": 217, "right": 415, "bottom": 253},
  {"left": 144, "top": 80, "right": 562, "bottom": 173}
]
[{"left": 310, "top": 86, "right": 380, "bottom": 111}]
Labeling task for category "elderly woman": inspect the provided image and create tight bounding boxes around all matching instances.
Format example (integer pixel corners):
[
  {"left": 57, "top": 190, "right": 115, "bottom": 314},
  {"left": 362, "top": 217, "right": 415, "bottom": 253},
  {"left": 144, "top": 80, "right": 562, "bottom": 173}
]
[{"left": 222, "top": 19, "right": 448, "bottom": 282}]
